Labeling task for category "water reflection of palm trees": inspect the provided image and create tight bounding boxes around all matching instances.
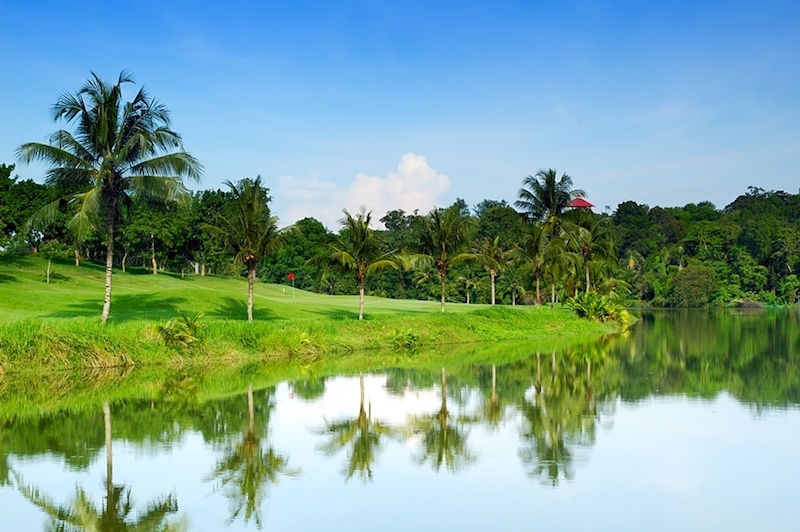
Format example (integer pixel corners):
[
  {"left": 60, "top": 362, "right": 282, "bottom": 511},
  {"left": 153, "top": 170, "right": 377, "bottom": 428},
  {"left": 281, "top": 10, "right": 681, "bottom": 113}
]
[
  {"left": 409, "top": 368, "right": 476, "bottom": 472},
  {"left": 16, "top": 401, "right": 185, "bottom": 531},
  {"left": 317, "top": 373, "right": 395, "bottom": 482},
  {"left": 207, "top": 385, "right": 298, "bottom": 528},
  {"left": 518, "top": 350, "right": 602, "bottom": 486},
  {"left": 477, "top": 365, "right": 507, "bottom": 430}
]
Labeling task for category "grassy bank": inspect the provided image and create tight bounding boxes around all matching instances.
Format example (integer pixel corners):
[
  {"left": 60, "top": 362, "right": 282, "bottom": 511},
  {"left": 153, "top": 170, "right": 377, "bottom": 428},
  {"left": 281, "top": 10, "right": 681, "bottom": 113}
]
[
  {"left": 0, "top": 306, "right": 613, "bottom": 372},
  {"left": 0, "top": 254, "right": 616, "bottom": 372}
]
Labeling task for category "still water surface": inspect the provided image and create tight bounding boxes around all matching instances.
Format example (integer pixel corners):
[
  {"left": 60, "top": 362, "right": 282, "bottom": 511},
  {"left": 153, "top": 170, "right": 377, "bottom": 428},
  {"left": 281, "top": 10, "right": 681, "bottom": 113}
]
[{"left": 1, "top": 309, "right": 799, "bottom": 531}]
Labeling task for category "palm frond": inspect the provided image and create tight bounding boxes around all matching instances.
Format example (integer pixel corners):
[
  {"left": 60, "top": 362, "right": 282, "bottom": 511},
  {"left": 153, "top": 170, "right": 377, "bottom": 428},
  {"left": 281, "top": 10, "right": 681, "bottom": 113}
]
[
  {"left": 129, "top": 152, "right": 202, "bottom": 180},
  {"left": 68, "top": 188, "right": 102, "bottom": 238}
]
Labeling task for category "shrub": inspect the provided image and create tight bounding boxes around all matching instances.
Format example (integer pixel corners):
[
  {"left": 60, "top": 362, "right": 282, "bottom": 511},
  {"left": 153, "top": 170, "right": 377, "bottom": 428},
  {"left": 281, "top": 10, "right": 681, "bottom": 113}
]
[
  {"left": 157, "top": 313, "right": 205, "bottom": 350},
  {"left": 567, "top": 292, "right": 634, "bottom": 328},
  {"left": 390, "top": 328, "right": 419, "bottom": 350}
]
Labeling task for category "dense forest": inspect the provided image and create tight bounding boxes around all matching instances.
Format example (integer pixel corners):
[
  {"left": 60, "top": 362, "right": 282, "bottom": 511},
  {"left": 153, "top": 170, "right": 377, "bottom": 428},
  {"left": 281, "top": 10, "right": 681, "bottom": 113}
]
[{"left": 2, "top": 161, "right": 798, "bottom": 308}]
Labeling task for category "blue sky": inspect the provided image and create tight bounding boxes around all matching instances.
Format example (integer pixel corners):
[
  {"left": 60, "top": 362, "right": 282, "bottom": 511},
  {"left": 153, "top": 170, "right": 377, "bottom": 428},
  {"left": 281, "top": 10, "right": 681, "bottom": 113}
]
[{"left": 1, "top": 1, "right": 798, "bottom": 228}]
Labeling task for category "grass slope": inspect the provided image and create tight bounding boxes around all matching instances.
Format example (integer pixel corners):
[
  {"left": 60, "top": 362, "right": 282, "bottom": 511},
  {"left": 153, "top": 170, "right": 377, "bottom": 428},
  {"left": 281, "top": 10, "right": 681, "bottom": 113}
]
[
  {"left": 0, "top": 254, "right": 615, "bottom": 371},
  {"left": 0, "top": 254, "right": 469, "bottom": 322}
]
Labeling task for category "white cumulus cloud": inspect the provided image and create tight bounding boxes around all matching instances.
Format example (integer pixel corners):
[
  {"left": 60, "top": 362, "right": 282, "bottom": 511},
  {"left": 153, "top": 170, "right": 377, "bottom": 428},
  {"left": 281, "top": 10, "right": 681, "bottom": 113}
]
[{"left": 274, "top": 153, "right": 450, "bottom": 229}]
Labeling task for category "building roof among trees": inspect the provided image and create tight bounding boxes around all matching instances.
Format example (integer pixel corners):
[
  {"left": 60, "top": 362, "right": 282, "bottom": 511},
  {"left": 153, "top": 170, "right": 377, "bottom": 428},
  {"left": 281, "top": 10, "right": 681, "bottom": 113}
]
[{"left": 568, "top": 197, "right": 594, "bottom": 208}]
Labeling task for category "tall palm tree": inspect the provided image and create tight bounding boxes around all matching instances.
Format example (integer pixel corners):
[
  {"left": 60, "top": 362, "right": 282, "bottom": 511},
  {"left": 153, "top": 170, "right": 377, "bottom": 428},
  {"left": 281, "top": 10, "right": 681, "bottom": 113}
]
[
  {"left": 565, "top": 217, "right": 618, "bottom": 294},
  {"left": 515, "top": 169, "right": 585, "bottom": 224},
  {"left": 501, "top": 264, "right": 526, "bottom": 306},
  {"left": 472, "top": 236, "right": 510, "bottom": 305},
  {"left": 544, "top": 236, "right": 573, "bottom": 307},
  {"left": 17, "top": 71, "right": 202, "bottom": 323},
  {"left": 327, "top": 208, "right": 398, "bottom": 320},
  {"left": 516, "top": 223, "right": 550, "bottom": 304},
  {"left": 418, "top": 206, "right": 474, "bottom": 312},
  {"left": 455, "top": 266, "right": 482, "bottom": 304},
  {"left": 203, "top": 177, "right": 282, "bottom": 322}
]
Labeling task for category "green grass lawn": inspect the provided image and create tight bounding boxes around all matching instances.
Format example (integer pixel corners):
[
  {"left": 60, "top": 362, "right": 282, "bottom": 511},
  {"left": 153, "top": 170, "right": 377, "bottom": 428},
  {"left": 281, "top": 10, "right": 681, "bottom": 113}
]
[
  {"left": 0, "top": 254, "right": 473, "bottom": 323},
  {"left": 0, "top": 254, "right": 614, "bottom": 371}
]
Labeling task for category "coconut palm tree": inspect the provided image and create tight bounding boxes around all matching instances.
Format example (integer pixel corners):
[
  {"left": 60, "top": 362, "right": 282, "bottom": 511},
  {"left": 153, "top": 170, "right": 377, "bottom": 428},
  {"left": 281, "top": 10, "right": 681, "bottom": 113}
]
[
  {"left": 516, "top": 223, "right": 550, "bottom": 304},
  {"left": 203, "top": 177, "right": 282, "bottom": 322},
  {"left": 472, "top": 236, "right": 510, "bottom": 305},
  {"left": 455, "top": 266, "right": 482, "bottom": 304},
  {"left": 500, "top": 264, "right": 526, "bottom": 306},
  {"left": 565, "top": 217, "right": 618, "bottom": 294},
  {"left": 327, "top": 208, "right": 398, "bottom": 320},
  {"left": 418, "top": 206, "right": 474, "bottom": 312},
  {"left": 515, "top": 169, "right": 585, "bottom": 224},
  {"left": 17, "top": 71, "right": 201, "bottom": 323}
]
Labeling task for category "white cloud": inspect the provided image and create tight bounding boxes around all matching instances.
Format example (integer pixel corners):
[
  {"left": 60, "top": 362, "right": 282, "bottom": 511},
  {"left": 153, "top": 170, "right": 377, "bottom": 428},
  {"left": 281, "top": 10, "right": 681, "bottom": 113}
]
[{"left": 274, "top": 153, "right": 450, "bottom": 229}]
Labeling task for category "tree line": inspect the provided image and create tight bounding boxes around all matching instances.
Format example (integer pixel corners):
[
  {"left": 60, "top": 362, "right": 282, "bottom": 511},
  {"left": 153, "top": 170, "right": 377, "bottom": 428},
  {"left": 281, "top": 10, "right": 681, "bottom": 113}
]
[{"left": 1, "top": 72, "right": 799, "bottom": 321}]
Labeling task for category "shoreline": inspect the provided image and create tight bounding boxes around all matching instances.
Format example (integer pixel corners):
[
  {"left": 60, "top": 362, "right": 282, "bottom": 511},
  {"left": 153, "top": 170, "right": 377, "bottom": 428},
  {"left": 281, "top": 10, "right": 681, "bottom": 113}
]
[{"left": 0, "top": 306, "right": 617, "bottom": 374}]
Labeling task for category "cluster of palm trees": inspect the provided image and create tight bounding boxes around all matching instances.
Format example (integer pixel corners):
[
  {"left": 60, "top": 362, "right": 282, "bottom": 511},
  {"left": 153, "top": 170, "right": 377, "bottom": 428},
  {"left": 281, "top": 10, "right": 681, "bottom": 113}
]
[
  {"left": 327, "top": 172, "right": 620, "bottom": 320},
  {"left": 17, "top": 71, "right": 620, "bottom": 323},
  {"left": 514, "top": 170, "right": 618, "bottom": 305}
]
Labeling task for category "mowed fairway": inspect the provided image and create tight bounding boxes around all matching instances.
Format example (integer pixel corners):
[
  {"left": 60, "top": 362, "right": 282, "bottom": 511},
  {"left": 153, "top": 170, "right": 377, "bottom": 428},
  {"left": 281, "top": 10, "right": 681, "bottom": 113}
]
[{"left": 0, "top": 254, "right": 477, "bottom": 323}]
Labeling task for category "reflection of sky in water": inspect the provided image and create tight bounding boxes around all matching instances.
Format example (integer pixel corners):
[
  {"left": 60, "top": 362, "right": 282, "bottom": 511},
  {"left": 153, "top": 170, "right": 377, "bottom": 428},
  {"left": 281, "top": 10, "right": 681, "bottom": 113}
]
[{"left": 3, "top": 377, "right": 799, "bottom": 531}]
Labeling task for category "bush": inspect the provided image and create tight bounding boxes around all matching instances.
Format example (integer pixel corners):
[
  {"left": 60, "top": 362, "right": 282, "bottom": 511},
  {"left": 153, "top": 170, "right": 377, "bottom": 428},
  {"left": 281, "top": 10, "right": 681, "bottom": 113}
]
[
  {"left": 157, "top": 313, "right": 205, "bottom": 350},
  {"left": 567, "top": 292, "right": 635, "bottom": 327}
]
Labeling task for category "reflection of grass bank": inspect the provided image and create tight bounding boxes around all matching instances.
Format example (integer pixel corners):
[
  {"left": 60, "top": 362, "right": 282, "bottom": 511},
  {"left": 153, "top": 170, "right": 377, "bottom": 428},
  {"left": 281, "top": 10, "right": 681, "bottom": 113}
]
[
  {"left": 0, "top": 306, "right": 614, "bottom": 372},
  {"left": 0, "top": 335, "right": 611, "bottom": 420}
]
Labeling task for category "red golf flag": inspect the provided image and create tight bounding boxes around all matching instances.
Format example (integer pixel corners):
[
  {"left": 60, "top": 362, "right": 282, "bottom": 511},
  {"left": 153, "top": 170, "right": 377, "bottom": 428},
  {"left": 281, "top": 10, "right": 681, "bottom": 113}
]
[{"left": 287, "top": 272, "right": 295, "bottom": 281}]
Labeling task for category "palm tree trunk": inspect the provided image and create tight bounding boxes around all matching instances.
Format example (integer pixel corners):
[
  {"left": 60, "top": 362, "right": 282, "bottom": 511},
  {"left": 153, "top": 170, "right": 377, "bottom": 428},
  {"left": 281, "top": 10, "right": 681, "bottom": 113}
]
[
  {"left": 535, "top": 275, "right": 541, "bottom": 305},
  {"left": 490, "top": 271, "right": 496, "bottom": 305},
  {"left": 440, "top": 276, "right": 446, "bottom": 312},
  {"left": 101, "top": 210, "right": 115, "bottom": 324},
  {"left": 151, "top": 234, "right": 157, "bottom": 275},
  {"left": 358, "top": 278, "right": 365, "bottom": 320},
  {"left": 247, "top": 266, "right": 255, "bottom": 322},
  {"left": 585, "top": 263, "right": 590, "bottom": 295}
]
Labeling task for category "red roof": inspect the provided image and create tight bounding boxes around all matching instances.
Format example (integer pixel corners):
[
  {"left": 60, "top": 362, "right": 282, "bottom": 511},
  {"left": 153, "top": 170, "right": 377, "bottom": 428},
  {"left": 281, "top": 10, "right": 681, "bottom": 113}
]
[{"left": 568, "top": 197, "right": 594, "bottom": 208}]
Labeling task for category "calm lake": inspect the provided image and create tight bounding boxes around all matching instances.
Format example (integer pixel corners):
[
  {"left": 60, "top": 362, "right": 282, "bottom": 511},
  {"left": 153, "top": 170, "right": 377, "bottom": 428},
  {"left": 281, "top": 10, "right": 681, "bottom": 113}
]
[{"left": 1, "top": 309, "right": 799, "bottom": 531}]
